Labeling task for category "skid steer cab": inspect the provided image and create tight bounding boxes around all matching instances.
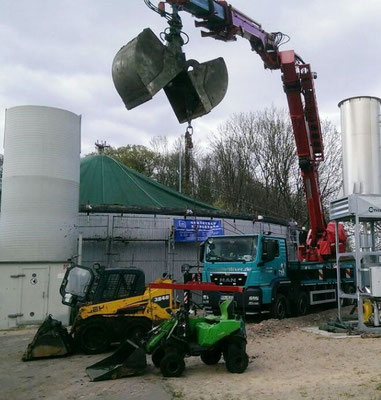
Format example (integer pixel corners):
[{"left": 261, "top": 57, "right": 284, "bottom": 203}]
[
  {"left": 23, "top": 263, "right": 177, "bottom": 360},
  {"left": 60, "top": 263, "right": 146, "bottom": 308}
]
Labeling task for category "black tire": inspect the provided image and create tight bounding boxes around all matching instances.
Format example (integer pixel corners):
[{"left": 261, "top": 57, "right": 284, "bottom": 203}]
[
  {"left": 200, "top": 347, "right": 222, "bottom": 365},
  {"left": 225, "top": 344, "right": 248, "bottom": 374},
  {"left": 160, "top": 350, "right": 185, "bottom": 377},
  {"left": 271, "top": 293, "right": 288, "bottom": 320},
  {"left": 75, "top": 319, "right": 111, "bottom": 354},
  {"left": 152, "top": 347, "right": 165, "bottom": 368},
  {"left": 293, "top": 291, "right": 310, "bottom": 316},
  {"left": 125, "top": 321, "right": 151, "bottom": 347}
]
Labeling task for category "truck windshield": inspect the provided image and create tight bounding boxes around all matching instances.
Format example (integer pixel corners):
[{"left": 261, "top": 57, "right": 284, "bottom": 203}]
[
  {"left": 205, "top": 237, "right": 257, "bottom": 262},
  {"left": 65, "top": 266, "right": 92, "bottom": 297}
]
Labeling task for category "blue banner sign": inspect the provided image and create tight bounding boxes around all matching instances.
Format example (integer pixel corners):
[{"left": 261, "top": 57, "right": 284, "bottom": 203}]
[{"left": 173, "top": 219, "right": 224, "bottom": 242}]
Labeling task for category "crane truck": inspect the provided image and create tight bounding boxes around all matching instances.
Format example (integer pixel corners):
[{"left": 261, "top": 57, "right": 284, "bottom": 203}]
[{"left": 111, "top": 0, "right": 355, "bottom": 319}]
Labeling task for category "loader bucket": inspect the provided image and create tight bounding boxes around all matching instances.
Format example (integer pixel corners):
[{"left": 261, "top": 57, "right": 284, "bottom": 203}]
[
  {"left": 164, "top": 57, "right": 228, "bottom": 123},
  {"left": 86, "top": 340, "right": 147, "bottom": 382},
  {"left": 112, "top": 28, "right": 186, "bottom": 110},
  {"left": 22, "top": 315, "right": 73, "bottom": 361}
]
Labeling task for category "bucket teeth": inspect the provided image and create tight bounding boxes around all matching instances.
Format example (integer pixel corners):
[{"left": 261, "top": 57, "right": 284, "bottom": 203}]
[{"left": 112, "top": 28, "right": 229, "bottom": 122}]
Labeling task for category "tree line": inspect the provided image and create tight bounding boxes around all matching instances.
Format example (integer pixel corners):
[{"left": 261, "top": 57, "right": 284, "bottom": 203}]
[{"left": 100, "top": 107, "right": 342, "bottom": 228}]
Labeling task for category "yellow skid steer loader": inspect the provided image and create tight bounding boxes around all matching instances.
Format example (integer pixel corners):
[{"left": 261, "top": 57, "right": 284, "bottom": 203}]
[{"left": 23, "top": 263, "right": 177, "bottom": 360}]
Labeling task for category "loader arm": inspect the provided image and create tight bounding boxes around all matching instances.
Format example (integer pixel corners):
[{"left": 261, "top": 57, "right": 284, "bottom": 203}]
[{"left": 77, "top": 278, "right": 176, "bottom": 322}]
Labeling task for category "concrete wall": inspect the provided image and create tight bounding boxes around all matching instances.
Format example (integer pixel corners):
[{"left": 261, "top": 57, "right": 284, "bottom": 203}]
[
  {"left": 0, "top": 263, "right": 70, "bottom": 330},
  {"left": 78, "top": 213, "right": 291, "bottom": 283}
]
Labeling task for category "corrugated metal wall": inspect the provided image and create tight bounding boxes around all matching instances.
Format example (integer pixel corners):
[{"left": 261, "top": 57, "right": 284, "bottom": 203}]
[{"left": 78, "top": 213, "right": 290, "bottom": 282}]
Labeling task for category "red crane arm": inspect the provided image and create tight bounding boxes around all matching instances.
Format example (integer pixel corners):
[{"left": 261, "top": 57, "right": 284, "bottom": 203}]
[{"left": 163, "top": 0, "right": 342, "bottom": 260}]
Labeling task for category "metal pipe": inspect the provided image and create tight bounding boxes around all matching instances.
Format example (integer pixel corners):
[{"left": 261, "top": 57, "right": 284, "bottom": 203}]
[
  {"left": 374, "top": 302, "right": 380, "bottom": 327},
  {"left": 78, "top": 233, "right": 83, "bottom": 265}
]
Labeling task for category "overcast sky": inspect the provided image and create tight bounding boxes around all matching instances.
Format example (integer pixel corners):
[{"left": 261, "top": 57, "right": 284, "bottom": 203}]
[{"left": 1, "top": 0, "right": 380, "bottom": 156}]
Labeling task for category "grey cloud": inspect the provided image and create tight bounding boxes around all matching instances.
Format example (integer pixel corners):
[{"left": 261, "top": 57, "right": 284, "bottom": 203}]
[{"left": 1, "top": 0, "right": 380, "bottom": 155}]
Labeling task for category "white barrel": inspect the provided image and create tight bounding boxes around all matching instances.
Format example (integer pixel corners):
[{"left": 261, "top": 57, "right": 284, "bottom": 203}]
[
  {"left": 0, "top": 105, "right": 81, "bottom": 262},
  {"left": 338, "top": 96, "right": 381, "bottom": 196}
]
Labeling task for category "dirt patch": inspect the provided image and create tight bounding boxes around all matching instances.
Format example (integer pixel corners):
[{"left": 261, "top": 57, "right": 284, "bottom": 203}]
[{"left": 2, "top": 308, "right": 381, "bottom": 400}]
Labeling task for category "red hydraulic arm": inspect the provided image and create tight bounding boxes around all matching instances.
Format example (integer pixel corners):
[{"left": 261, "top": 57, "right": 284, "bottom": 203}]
[{"left": 163, "top": 0, "right": 346, "bottom": 261}]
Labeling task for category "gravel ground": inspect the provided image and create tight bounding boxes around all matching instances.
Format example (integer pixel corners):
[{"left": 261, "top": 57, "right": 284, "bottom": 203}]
[{"left": 1, "top": 307, "right": 381, "bottom": 400}]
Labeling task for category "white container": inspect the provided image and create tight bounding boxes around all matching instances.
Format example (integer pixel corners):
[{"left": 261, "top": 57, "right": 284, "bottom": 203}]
[
  {"left": 0, "top": 105, "right": 81, "bottom": 262},
  {"left": 338, "top": 96, "right": 381, "bottom": 196}
]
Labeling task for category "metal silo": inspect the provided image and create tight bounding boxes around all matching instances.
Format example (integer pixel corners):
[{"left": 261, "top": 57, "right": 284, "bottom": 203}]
[
  {"left": 338, "top": 96, "right": 381, "bottom": 196},
  {"left": 0, "top": 105, "right": 81, "bottom": 262}
]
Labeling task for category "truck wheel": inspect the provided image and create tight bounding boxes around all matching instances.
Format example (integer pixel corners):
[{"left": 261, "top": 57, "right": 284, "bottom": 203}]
[
  {"left": 75, "top": 320, "right": 111, "bottom": 354},
  {"left": 225, "top": 344, "right": 248, "bottom": 374},
  {"left": 160, "top": 350, "right": 185, "bottom": 377},
  {"left": 271, "top": 293, "right": 288, "bottom": 319},
  {"left": 152, "top": 347, "right": 165, "bottom": 368},
  {"left": 294, "top": 291, "right": 310, "bottom": 316},
  {"left": 200, "top": 347, "right": 222, "bottom": 365}
]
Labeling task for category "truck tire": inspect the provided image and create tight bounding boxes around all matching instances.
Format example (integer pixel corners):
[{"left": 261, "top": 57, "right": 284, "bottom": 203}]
[
  {"left": 200, "top": 347, "right": 222, "bottom": 365},
  {"left": 160, "top": 350, "right": 185, "bottom": 377},
  {"left": 271, "top": 293, "right": 288, "bottom": 319},
  {"left": 293, "top": 291, "right": 310, "bottom": 316},
  {"left": 75, "top": 319, "right": 111, "bottom": 354},
  {"left": 225, "top": 344, "right": 248, "bottom": 374}
]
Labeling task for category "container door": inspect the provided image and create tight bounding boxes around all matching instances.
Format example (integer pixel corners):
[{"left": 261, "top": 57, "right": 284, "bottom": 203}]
[{"left": 20, "top": 267, "right": 49, "bottom": 324}]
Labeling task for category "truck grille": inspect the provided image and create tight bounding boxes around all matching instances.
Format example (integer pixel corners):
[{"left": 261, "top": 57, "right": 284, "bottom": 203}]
[{"left": 210, "top": 273, "right": 247, "bottom": 286}]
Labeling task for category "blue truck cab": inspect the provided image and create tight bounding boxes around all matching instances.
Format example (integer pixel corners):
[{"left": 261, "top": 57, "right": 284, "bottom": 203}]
[{"left": 201, "top": 234, "right": 355, "bottom": 318}]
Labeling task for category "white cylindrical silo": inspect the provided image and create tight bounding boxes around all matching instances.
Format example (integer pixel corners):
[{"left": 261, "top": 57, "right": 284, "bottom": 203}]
[
  {"left": 0, "top": 105, "right": 81, "bottom": 262},
  {"left": 338, "top": 96, "right": 381, "bottom": 196}
]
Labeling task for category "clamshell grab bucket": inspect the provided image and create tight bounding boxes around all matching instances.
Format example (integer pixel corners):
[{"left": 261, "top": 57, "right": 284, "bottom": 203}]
[
  {"left": 112, "top": 28, "right": 186, "bottom": 110},
  {"left": 112, "top": 28, "right": 229, "bottom": 122},
  {"left": 164, "top": 57, "right": 228, "bottom": 123}
]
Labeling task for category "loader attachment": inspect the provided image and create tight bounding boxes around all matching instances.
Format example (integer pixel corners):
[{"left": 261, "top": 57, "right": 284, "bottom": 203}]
[
  {"left": 112, "top": 28, "right": 186, "bottom": 110},
  {"left": 112, "top": 28, "right": 228, "bottom": 122},
  {"left": 164, "top": 58, "right": 228, "bottom": 123},
  {"left": 22, "top": 315, "right": 73, "bottom": 361},
  {"left": 86, "top": 340, "right": 147, "bottom": 382}
]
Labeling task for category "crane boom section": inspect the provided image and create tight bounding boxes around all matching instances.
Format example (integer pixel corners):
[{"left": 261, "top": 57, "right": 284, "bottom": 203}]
[{"left": 165, "top": 0, "right": 330, "bottom": 260}]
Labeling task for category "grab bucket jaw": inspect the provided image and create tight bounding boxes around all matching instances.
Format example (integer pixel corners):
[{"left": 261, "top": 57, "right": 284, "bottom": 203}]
[
  {"left": 164, "top": 57, "right": 228, "bottom": 123},
  {"left": 86, "top": 340, "right": 147, "bottom": 382},
  {"left": 112, "top": 28, "right": 229, "bottom": 122},
  {"left": 112, "top": 28, "right": 186, "bottom": 110}
]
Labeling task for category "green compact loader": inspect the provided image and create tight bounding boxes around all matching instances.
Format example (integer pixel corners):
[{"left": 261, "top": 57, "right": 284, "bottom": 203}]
[{"left": 86, "top": 282, "right": 248, "bottom": 381}]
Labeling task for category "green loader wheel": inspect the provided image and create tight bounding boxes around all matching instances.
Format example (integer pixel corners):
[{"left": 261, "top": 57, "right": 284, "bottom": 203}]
[
  {"left": 160, "top": 349, "right": 185, "bottom": 377},
  {"left": 152, "top": 347, "right": 165, "bottom": 368},
  {"left": 225, "top": 343, "right": 248, "bottom": 374},
  {"left": 200, "top": 347, "right": 222, "bottom": 365}
]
